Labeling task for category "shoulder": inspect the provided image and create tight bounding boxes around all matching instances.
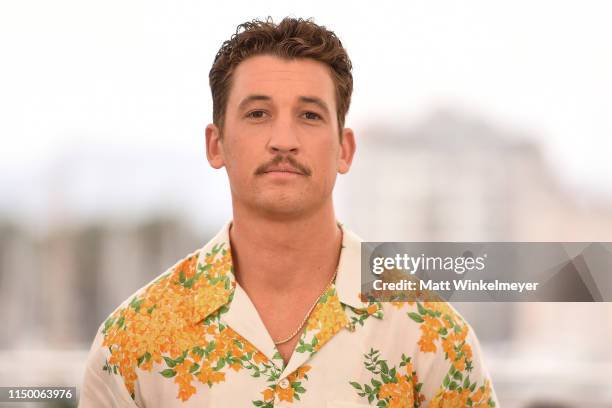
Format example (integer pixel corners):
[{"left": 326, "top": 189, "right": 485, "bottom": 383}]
[
  {"left": 382, "top": 299, "right": 473, "bottom": 355},
  {"left": 85, "top": 249, "right": 203, "bottom": 397},
  {"left": 381, "top": 300, "right": 498, "bottom": 406},
  {"left": 102, "top": 248, "right": 202, "bottom": 333},
  {"left": 82, "top": 239, "right": 235, "bottom": 403},
  {"left": 99, "top": 240, "right": 234, "bottom": 352},
  {"left": 101, "top": 236, "right": 234, "bottom": 335}
]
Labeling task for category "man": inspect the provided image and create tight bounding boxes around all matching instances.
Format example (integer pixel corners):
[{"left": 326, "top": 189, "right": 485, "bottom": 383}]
[{"left": 80, "top": 17, "right": 498, "bottom": 407}]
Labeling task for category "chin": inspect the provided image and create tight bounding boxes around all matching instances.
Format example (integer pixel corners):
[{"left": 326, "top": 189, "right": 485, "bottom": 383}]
[
  {"left": 260, "top": 200, "right": 307, "bottom": 217},
  {"left": 255, "top": 193, "right": 312, "bottom": 218}
]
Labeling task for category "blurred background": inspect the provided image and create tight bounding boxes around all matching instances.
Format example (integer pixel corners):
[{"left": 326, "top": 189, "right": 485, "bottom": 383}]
[{"left": 1, "top": 0, "right": 611, "bottom": 406}]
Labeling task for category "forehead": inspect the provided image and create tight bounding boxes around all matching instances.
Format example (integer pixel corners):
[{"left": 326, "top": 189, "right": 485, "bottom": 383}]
[{"left": 227, "top": 55, "right": 336, "bottom": 109}]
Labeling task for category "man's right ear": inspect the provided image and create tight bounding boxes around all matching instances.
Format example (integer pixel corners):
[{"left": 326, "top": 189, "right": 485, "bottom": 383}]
[{"left": 205, "top": 123, "right": 225, "bottom": 169}]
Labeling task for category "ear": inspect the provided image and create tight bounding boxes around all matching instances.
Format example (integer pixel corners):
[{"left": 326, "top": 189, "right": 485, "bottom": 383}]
[
  {"left": 337, "top": 127, "right": 356, "bottom": 174},
  {"left": 205, "top": 123, "right": 225, "bottom": 169}
]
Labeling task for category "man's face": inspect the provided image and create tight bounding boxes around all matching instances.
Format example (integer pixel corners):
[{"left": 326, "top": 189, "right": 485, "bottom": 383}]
[{"left": 206, "top": 55, "right": 355, "bottom": 218}]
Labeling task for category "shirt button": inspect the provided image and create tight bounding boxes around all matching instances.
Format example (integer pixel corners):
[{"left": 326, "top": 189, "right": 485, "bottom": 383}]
[{"left": 278, "top": 378, "right": 290, "bottom": 389}]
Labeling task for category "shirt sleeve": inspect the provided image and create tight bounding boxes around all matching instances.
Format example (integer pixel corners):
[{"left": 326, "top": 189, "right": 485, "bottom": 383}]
[
  {"left": 410, "top": 302, "right": 500, "bottom": 407},
  {"left": 79, "top": 324, "right": 142, "bottom": 408}
]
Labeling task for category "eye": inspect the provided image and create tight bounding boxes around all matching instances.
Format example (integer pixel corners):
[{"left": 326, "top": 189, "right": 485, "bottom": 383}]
[
  {"left": 302, "top": 111, "right": 322, "bottom": 121},
  {"left": 246, "top": 110, "right": 268, "bottom": 119}
]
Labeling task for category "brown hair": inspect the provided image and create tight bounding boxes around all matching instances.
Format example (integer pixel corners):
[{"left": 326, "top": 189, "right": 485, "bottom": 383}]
[{"left": 209, "top": 17, "right": 353, "bottom": 136}]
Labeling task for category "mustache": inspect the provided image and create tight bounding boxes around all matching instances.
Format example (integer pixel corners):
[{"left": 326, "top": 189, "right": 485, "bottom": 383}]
[{"left": 254, "top": 155, "right": 312, "bottom": 176}]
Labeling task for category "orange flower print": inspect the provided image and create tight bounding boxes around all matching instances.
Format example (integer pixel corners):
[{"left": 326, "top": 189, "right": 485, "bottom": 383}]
[
  {"left": 261, "top": 387, "right": 275, "bottom": 402},
  {"left": 277, "top": 385, "right": 295, "bottom": 402},
  {"left": 253, "top": 365, "right": 311, "bottom": 407},
  {"left": 430, "top": 379, "right": 495, "bottom": 408},
  {"left": 100, "top": 244, "right": 263, "bottom": 402},
  {"left": 306, "top": 288, "right": 348, "bottom": 350},
  {"left": 349, "top": 348, "right": 425, "bottom": 408},
  {"left": 366, "top": 304, "right": 378, "bottom": 315},
  {"left": 408, "top": 301, "right": 473, "bottom": 372},
  {"left": 350, "top": 350, "right": 424, "bottom": 408}
]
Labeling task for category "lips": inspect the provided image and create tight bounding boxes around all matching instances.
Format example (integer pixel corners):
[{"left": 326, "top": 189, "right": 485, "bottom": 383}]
[{"left": 263, "top": 165, "right": 303, "bottom": 175}]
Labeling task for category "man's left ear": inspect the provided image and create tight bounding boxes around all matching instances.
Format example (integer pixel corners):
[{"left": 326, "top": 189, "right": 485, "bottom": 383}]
[{"left": 338, "top": 128, "right": 356, "bottom": 174}]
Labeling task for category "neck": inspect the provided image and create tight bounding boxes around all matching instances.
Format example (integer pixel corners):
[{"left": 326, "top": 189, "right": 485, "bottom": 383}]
[{"left": 229, "top": 200, "right": 342, "bottom": 294}]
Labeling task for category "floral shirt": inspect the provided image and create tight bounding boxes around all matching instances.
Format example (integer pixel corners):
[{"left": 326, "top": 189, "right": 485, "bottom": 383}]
[{"left": 79, "top": 221, "right": 499, "bottom": 407}]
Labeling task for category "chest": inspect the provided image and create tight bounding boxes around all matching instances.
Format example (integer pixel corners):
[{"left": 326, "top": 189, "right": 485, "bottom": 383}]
[
  {"left": 255, "top": 296, "right": 314, "bottom": 365},
  {"left": 135, "top": 319, "right": 417, "bottom": 408}
]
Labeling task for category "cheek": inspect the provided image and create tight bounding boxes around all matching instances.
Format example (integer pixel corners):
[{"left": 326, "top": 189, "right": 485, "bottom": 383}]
[
  {"left": 323, "top": 143, "right": 341, "bottom": 171},
  {"left": 223, "top": 139, "right": 261, "bottom": 180},
  {"left": 223, "top": 136, "right": 246, "bottom": 166},
  {"left": 311, "top": 144, "right": 340, "bottom": 185}
]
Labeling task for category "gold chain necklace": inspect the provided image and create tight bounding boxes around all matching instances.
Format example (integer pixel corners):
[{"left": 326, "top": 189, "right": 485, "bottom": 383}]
[{"left": 273, "top": 269, "right": 338, "bottom": 345}]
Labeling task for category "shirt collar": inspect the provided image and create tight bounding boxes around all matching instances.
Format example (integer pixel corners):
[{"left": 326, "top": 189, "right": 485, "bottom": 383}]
[
  {"left": 190, "top": 220, "right": 368, "bottom": 325},
  {"left": 333, "top": 222, "right": 370, "bottom": 310}
]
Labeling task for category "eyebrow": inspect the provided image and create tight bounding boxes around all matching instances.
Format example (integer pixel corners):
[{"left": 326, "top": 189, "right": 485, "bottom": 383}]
[
  {"left": 298, "top": 96, "right": 330, "bottom": 115},
  {"left": 236, "top": 94, "right": 331, "bottom": 115},
  {"left": 237, "top": 95, "right": 272, "bottom": 112}
]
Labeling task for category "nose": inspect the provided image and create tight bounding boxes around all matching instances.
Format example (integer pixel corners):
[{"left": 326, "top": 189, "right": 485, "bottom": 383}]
[{"left": 267, "top": 115, "right": 300, "bottom": 154}]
